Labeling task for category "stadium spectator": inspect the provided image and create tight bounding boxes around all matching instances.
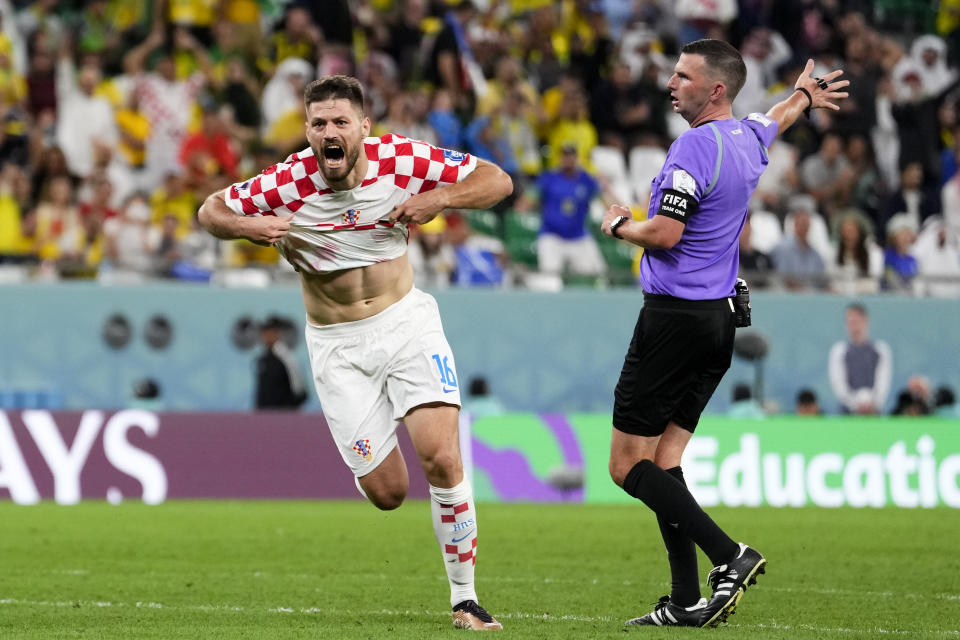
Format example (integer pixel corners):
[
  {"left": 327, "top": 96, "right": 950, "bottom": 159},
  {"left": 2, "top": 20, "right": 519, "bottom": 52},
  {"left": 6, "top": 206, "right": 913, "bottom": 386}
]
[
  {"left": 589, "top": 60, "right": 667, "bottom": 151},
  {"left": 891, "top": 374, "right": 933, "bottom": 416},
  {"left": 197, "top": 75, "right": 511, "bottom": 630},
  {"left": 599, "top": 39, "right": 847, "bottom": 628},
  {"left": 54, "top": 44, "right": 117, "bottom": 179},
  {"left": 178, "top": 99, "right": 241, "bottom": 187},
  {"left": 771, "top": 207, "right": 827, "bottom": 291},
  {"left": 462, "top": 375, "right": 506, "bottom": 418},
  {"left": 737, "top": 214, "right": 773, "bottom": 289},
  {"left": 257, "top": 5, "right": 322, "bottom": 77},
  {"left": 734, "top": 27, "right": 792, "bottom": 117},
  {"left": 882, "top": 213, "right": 920, "bottom": 293},
  {"left": 800, "top": 130, "right": 856, "bottom": 216},
  {"left": 124, "top": 26, "right": 209, "bottom": 186},
  {"left": 0, "top": 161, "right": 32, "bottom": 263},
  {"left": 260, "top": 57, "right": 313, "bottom": 155},
  {"left": 427, "top": 1, "right": 481, "bottom": 119},
  {"left": 727, "top": 383, "right": 765, "bottom": 419},
  {"left": 934, "top": 385, "right": 960, "bottom": 418},
  {"left": 828, "top": 212, "right": 882, "bottom": 296},
  {"left": 516, "top": 142, "right": 608, "bottom": 279},
  {"left": 102, "top": 192, "right": 153, "bottom": 275},
  {"left": 407, "top": 215, "right": 455, "bottom": 290},
  {"left": 915, "top": 216, "right": 960, "bottom": 297},
  {"left": 150, "top": 171, "right": 197, "bottom": 237},
  {"left": 880, "top": 161, "right": 939, "bottom": 244},
  {"left": 795, "top": 388, "right": 822, "bottom": 416},
  {"left": 446, "top": 210, "right": 505, "bottom": 287},
  {"left": 254, "top": 315, "right": 307, "bottom": 410},
  {"left": 545, "top": 87, "right": 597, "bottom": 170},
  {"left": 828, "top": 303, "right": 893, "bottom": 415}
]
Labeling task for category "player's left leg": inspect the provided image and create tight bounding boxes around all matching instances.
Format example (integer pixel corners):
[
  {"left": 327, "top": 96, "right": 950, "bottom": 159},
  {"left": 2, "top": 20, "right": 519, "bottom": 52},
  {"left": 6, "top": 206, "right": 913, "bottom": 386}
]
[{"left": 405, "top": 402, "right": 502, "bottom": 631}]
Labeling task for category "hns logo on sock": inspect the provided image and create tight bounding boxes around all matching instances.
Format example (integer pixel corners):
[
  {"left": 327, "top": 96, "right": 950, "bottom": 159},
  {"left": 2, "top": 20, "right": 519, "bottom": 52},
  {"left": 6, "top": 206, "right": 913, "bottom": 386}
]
[
  {"left": 353, "top": 438, "right": 372, "bottom": 461},
  {"left": 342, "top": 209, "right": 361, "bottom": 225}
]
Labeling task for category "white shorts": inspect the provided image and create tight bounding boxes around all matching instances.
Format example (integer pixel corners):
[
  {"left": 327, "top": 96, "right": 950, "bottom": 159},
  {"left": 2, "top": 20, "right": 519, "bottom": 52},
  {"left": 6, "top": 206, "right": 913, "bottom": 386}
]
[
  {"left": 537, "top": 233, "right": 607, "bottom": 276},
  {"left": 304, "top": 287, "right": 461, "bottom": 476}
]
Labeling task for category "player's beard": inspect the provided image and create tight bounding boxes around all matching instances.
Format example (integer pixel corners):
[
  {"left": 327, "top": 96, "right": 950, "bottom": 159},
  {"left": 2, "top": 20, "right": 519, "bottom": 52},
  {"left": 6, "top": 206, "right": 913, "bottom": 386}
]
[{"left": 315, "top": 140, "right": 362, "bottom": 185}]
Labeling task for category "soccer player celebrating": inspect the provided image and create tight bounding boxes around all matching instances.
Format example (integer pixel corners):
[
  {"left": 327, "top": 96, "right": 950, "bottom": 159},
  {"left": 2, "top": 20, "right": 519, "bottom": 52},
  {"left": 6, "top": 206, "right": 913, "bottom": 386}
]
[
  {"left": 600, "top": 41, "right": 848, "bottom": 627},
  {"left": 198, "top": 75, "right": 512, "bottom": 630}
]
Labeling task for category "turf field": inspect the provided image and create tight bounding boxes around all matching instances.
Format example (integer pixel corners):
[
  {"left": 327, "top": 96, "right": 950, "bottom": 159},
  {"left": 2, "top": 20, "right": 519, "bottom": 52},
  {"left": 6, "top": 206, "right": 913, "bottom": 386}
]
[{"left": 1, "top": 501, "right": 958, "bottom": 639}]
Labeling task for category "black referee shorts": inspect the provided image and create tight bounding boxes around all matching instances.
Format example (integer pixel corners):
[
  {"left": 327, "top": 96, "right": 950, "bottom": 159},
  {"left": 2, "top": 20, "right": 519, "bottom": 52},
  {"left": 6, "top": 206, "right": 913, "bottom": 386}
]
[{"left": 613, "top": 293, "right": 736, "bottom": 437}]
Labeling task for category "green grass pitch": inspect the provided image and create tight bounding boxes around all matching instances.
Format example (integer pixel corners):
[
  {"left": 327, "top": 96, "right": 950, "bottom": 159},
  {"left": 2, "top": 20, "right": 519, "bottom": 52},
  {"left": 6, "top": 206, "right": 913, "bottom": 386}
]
[{"left": 1, "top": 501, "right": 958, "bottom": 639}]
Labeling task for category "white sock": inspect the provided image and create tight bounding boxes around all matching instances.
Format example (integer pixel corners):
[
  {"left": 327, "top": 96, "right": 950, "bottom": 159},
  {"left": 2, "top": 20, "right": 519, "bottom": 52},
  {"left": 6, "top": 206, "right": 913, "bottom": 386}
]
[{"left": 430, "top": 478, "right": 479, "bottom": 607}]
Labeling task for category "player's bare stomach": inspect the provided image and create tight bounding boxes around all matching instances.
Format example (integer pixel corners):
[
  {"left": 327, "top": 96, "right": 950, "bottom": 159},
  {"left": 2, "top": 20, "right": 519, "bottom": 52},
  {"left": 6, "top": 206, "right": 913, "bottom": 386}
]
[{"left": 300, "top": 254, "right": 414, "bottom": 326}]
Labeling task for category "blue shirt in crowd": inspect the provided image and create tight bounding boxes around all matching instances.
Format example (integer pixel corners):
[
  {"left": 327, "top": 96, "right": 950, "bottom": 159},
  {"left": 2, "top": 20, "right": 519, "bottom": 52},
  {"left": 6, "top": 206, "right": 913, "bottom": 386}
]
[
  {"left": 537, "top": 169, "right": 599, "bottom": 240},
  {"left": 640, "top": 113, "right": 779, "bottom": 299}
]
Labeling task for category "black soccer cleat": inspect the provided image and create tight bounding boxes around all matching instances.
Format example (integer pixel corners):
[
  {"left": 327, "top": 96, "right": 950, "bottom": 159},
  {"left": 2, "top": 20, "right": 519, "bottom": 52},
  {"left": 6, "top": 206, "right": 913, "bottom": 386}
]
[
  {"left": 624, "top": 595, "right": 706, "bottom": 627},
  {"left": 700, "top": 542, "right": 766, "bottom": 628},
  {"left": 452, "top": 600, "right": 503, "bottom": 631}
]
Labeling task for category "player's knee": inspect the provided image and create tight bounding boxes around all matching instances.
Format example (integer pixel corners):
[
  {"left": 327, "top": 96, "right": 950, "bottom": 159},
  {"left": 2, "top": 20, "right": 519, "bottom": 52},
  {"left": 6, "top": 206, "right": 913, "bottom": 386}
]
[
  {"left": 608, "top": 459, "right": 628, "bottom": 488},
  {"left": 419, "top": 450, "right": 462, "bottom": 484},
  {"left": 368, "top": 486, "right": 407, "bottom": 511}
]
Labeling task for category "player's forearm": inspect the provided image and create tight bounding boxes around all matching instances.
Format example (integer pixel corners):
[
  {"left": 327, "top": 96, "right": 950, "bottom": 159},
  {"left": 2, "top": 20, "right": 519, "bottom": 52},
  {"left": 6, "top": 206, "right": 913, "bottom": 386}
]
[
  {"left": 766, "top": 90, "right": 811, "bottom": 136},
  {"left": 198, "top": 190, "right": 250, "bottom": 240},
  {"left": 438, "top": 161, "right": 513, "bottom": 210}
]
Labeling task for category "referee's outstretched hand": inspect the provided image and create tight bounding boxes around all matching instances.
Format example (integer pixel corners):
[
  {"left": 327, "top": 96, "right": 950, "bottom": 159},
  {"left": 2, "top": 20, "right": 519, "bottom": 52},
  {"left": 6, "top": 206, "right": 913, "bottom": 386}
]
[{"left": 795, "top": 59, "right": 849, "bottom": 112}]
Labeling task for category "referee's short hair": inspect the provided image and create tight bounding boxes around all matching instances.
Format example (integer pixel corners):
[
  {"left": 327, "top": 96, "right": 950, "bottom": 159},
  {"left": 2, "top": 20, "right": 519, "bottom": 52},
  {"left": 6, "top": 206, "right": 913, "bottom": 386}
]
[
  {"left": 304, "top": 75, "right": 365, "bottom": 115},
  {"left": 681, "top": 39, "right": 747, "bottom": 102}
]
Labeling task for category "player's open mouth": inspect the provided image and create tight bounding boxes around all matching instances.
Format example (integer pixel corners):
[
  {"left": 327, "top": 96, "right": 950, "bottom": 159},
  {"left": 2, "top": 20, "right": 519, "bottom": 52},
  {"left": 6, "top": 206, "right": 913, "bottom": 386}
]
[{"left": 323, "top": 144, "right": 346, "bottom": 168}]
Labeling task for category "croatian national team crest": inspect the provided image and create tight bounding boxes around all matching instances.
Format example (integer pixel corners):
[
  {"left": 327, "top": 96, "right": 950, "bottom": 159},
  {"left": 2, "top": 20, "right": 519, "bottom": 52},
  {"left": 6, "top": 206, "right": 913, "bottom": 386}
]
[
  {"left": 342, "top": 209, "right": 360, "bottom": 225},
  {"left": 353, "top": 438, "right": 372, "bottom": 461}
]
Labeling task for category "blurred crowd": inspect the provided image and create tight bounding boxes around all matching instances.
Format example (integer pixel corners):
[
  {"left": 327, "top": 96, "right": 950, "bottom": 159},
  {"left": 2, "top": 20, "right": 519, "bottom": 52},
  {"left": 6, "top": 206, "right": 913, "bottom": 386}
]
[{"left": 0, "top": 0, "right": 958, "bottom": 295}]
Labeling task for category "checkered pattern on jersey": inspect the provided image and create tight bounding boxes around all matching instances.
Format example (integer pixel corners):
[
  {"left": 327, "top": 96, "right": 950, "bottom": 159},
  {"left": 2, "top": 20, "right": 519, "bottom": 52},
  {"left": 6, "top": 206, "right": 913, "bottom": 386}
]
[{"left": 225, "top": 134, "right": 474, "bottom": 218}]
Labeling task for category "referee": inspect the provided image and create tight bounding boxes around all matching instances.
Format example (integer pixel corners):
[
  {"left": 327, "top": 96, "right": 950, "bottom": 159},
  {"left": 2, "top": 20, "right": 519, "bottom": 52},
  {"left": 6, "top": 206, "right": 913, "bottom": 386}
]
[{"left": 600, "top": 39, "right": 848, "bottom": 628}]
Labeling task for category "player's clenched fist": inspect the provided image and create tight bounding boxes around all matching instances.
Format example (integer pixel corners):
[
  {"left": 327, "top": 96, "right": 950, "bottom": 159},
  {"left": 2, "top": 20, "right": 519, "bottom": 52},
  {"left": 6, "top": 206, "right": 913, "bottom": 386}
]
[
  {"left": 245, "top": 213, "right": 294, "bottom": 246},
  {"left": 389, "top": 190, "right": 447, "bottom": 225}
]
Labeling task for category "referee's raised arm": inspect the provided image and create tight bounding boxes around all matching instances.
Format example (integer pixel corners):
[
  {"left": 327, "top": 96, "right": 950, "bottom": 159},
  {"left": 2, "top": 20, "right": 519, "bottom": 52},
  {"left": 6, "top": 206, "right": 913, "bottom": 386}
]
[{"left": 766, "top": 59, "right": 850, "bottom": 135}]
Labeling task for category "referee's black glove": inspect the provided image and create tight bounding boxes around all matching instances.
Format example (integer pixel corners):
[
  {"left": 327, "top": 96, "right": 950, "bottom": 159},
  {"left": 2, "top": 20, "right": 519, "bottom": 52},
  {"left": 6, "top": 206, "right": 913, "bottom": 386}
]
[{"left": 734, "top": 278, "right": 751, "bottom": 328}]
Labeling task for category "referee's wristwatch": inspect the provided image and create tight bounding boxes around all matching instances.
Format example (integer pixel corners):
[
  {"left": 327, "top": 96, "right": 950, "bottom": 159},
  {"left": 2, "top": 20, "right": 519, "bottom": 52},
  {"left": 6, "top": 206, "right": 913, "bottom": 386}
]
[{"left": 609, "top": 215, "right": 628, "bottom": 239}]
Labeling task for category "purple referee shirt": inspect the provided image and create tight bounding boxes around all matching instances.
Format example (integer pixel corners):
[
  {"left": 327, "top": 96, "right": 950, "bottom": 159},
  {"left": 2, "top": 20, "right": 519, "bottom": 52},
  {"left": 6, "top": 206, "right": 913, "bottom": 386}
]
[{"left": 640, "top": 113, "right": 779, "bottom": 299}]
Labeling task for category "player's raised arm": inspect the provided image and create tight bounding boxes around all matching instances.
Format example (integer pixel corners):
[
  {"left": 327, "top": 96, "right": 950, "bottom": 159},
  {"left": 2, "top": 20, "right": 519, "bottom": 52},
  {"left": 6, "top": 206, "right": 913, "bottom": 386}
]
[
  {"left": 390, "top": 159, "right": 513, "bottom": 225},
  {"left": 766, "top": 59, "right": 850, "bottom": 136},
  {"left": 198, "top": 189, "right": 293, "bottom": 247}
]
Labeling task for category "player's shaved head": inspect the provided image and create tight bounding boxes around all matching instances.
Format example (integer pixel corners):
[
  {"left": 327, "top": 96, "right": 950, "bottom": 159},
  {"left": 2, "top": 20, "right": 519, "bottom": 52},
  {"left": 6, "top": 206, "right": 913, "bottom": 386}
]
[{"left": 304, "top": 75, "right": 365, "bottom": 115}]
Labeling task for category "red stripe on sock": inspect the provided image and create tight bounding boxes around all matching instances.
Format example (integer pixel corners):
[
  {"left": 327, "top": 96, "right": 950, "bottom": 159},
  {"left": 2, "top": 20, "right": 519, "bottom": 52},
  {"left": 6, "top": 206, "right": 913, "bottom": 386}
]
[
  {"left": 445, "top": 544, "right": 458, "bottom": 554},
  {"left": 458, "top": 550, "right": 473, "bottom": 563},
  {"left": 453, "top": 502, "right": 470, "bottom": 514},
  {"left": 441, "top": 514, "right": 456, "bottom": 523}
]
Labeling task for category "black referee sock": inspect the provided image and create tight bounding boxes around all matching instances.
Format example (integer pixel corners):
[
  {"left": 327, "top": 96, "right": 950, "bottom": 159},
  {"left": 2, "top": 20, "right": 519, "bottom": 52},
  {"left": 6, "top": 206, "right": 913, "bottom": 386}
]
[
  {"left": 623, "top": 459, "right": 738, "bottom": 567},
  {"left": 657, "top": 466, "right": 700, "bottom": 608}
]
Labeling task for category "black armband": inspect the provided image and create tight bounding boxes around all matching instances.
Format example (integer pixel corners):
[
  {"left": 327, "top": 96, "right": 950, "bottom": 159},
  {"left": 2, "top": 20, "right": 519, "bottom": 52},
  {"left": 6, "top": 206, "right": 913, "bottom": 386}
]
[{"left": 656, "top": 188, "right": 698, "bottom": 222}]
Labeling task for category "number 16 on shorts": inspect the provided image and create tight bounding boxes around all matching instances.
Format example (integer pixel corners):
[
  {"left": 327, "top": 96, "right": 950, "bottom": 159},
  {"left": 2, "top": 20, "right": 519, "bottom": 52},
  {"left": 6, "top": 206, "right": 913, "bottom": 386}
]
[{"left": 431, "top": 353, "right": 458, "bottom": 394}]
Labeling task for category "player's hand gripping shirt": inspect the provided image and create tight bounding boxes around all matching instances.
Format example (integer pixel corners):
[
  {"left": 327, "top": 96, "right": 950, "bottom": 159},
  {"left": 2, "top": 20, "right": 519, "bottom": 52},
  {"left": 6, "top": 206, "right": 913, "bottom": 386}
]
[
  {"left": 640, "top": 113, "right": 778, "bottom": 300},
  {"left": 224, "top": 134, "right": 477, "bottom": 273}
]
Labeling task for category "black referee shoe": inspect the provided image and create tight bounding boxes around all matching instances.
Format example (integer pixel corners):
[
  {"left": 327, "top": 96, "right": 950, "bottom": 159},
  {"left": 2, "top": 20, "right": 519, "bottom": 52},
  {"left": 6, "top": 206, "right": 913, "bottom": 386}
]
[
  {"left": 700, "top": 543, "right": 766, "bottom": 628},
  {"left": 625, "top": 595, "right": 706, "bottom": 627}
]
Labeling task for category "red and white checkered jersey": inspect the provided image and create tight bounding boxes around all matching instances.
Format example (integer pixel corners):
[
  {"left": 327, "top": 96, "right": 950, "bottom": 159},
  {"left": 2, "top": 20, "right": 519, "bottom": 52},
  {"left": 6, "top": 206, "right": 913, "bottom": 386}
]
[{"left": 223, "top": 134, "right": 477, "bottom": 273}]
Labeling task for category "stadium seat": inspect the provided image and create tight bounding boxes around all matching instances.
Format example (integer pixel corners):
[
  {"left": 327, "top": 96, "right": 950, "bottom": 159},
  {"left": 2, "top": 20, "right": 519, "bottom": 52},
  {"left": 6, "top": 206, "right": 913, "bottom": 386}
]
[
  {"left": 748, "top": 209, "right": 784, "bottom": 254},
  {"left": 465, "top": 209, "right": 502, "bottom": 238},
  {"left": 590, "top": 146, "right": 633, "bottom": 204},
  {"left": 628, "top": 146, "right": 667, "bottom": 204},
  {"left": 504, "top": 210, "right": 540, "bottom": 268}
]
